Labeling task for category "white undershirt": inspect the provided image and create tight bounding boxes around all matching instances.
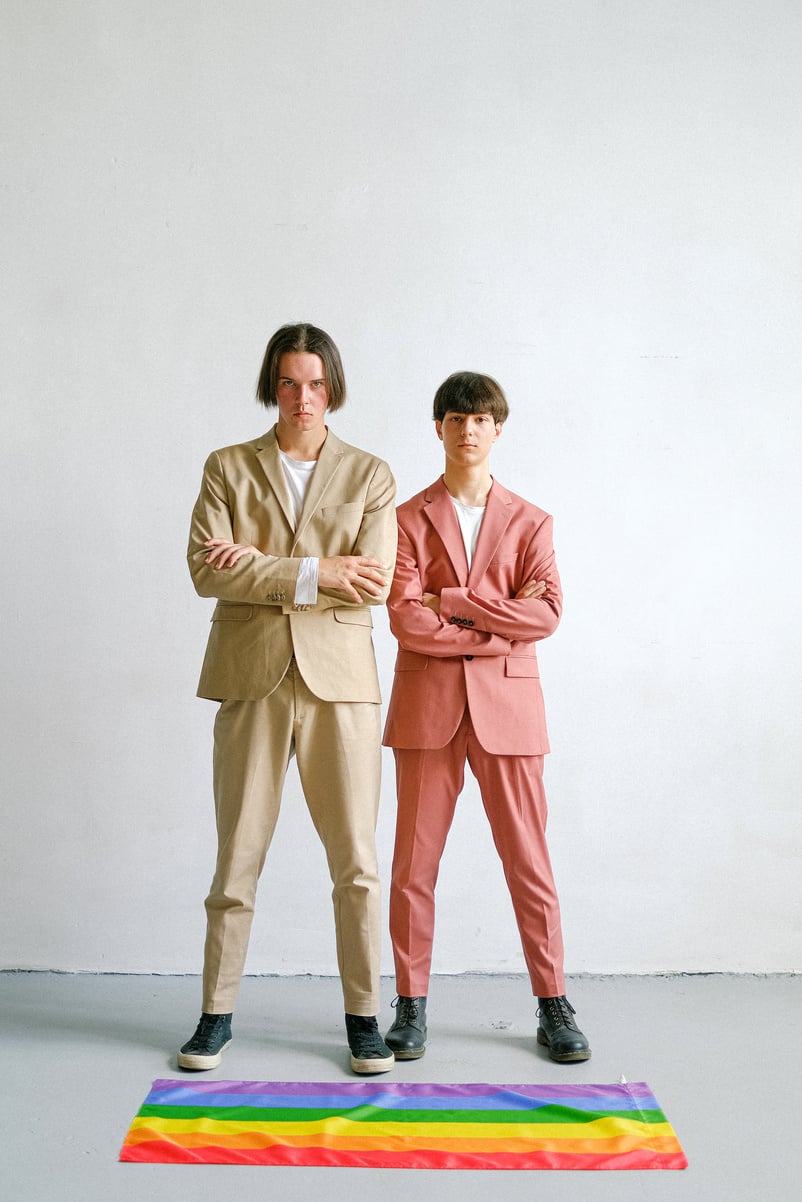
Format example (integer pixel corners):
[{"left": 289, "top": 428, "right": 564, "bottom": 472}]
[
  {"left": 279, "top": 451, "right": 319, "bottom": 605},
  {"left": 450, "top": 497, "right": 486, "bottom": 569}
]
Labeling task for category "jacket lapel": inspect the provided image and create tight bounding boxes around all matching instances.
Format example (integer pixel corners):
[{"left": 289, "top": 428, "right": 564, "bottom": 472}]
[
  {"left": 291, "top": 428, "right": 344, "bottom": 552},
  {"left": 254, "top": 427, "right": 296, "bottom": 533},
  {"left": 254, "top": 426, "right": 345, "bottom": 550},
  {"left": 423, "top": 477, "right": 469, "bottom": 585},
  {"left": 467, "top": 479, "right": 513, "bottom": 587}
]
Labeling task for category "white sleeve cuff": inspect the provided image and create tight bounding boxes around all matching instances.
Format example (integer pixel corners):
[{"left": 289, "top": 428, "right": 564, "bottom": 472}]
[{"left": 294, "top": 557, "right": 319, "bottom": 605}]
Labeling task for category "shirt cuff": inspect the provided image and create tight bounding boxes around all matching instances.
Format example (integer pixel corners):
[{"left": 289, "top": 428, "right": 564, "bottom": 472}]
[{"left": 294, "top": 557, "right": 319, "bottom": 605}]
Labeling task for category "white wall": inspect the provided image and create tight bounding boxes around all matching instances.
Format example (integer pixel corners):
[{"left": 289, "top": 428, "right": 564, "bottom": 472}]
[{"left": 2, "top": 0, "right": 800, "bottom": 979}]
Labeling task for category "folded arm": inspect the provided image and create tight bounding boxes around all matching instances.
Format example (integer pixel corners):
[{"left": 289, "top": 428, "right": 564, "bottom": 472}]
[
  {"left": 388, "top": 526, "right": 512, "bottom": 657},
  {"left": 187, "top": 452, "right": 301, "bottom": 604},
  {"left": 438, "top": 514, "right": 563, "bottom": 641},
  {"left": 308, "top": 458, "right": 397, "bottom": 611}
]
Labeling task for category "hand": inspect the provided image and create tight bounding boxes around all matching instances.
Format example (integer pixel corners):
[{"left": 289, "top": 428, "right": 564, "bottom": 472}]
[
  {"left": 515, "top": 579, "right": 547, "bottom": 600},
  {"left": 422, "top": 592, "right": 441, "bottom": 614},
  {"left": 204, "top": 538, "right": 264, "bottom": 569},
  {"left": 318, "top": 555, "right": 390, "bottom": 603}
]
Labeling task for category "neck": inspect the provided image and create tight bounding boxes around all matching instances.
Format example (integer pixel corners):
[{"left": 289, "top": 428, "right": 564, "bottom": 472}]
[
  {"left": 443, "top": 464, "right": 493, "bottom": 507},
  {"left": 275, "top": 422, "right": 328, "bottom": 461}
]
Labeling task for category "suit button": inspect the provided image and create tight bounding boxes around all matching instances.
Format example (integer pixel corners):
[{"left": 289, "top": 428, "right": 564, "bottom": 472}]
[{"left": 465, "top": 655, "right": 474, "bottom": 661}]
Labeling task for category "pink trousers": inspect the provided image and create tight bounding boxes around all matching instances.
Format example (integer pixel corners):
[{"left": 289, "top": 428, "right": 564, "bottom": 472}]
[{"left": 390, "top": 709, "right": 566, "bottom": 999}]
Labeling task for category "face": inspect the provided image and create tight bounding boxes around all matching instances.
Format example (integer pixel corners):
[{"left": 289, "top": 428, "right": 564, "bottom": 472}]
[
  {"left": 275, "top": 352, "right": 329, "bottom": 436},
  {"left": 436, "top": 409, "right": 502, "bottom": 467}
]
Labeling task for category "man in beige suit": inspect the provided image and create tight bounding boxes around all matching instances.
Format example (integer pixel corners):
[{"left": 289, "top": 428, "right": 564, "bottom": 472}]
[{"left": 178, "top": 323, "right": 398, "bottom": 1075}]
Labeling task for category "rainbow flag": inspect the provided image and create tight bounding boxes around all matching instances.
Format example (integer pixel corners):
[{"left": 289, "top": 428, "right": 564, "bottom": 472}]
[{"left": 120, "top": 1079, "right": 686, "bottom": 1169}]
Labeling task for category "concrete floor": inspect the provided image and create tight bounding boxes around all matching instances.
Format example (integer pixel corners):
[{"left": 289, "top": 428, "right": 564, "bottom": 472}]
[{"left": 2, "top": 971, "right": 799, "bottom": 1201}]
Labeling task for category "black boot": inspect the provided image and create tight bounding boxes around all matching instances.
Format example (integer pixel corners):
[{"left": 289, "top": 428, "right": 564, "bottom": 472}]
[
  {"left": 177, "top": 1012, "right": 233, "bottom": 1070},
  {"left": 385, "top": 995, "right": 427, "bottom": 1060},
  {"left": 345, "top": 1014, "right": 395, "bottom": 1074},
  {"left": 536, "top": 996, "right": 591, "bottom": 1063}
]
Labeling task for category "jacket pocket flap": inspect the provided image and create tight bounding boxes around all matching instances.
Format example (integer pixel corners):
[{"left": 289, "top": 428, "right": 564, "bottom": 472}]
[
  {"left": 212, "top": 604, "right": 253, "bottom": 621},
  {"left": 321, "top": 502, "right": 364, "bottom": 516},
  {"left": 505, "top": 656, "right": 539, "bottom": 678},
  {"left": 395, "top": 649, "right": 429, "bottom": 671},
  {"left": 332, "top": 607, "right": 373, "bottom": 627}
]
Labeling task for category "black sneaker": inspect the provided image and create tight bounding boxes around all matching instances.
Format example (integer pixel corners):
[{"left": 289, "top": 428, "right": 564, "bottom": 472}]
[
  {"left": 385, "top": 996, "right": 427, "bottom": 1060},
  {"left": 345, "top": 1013, "right": 395, "bottom": 1074},
  {"left": 177, "top": 1012, "right": 233, "bottom": 1070},
  {"left": 536, "top": 996, "right": 591, "bottom": 1063}
]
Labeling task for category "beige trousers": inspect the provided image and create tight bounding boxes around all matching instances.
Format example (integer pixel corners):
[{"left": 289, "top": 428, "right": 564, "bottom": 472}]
[{"left": 202, "top": 661, "right": 383, "bottom": 1015}]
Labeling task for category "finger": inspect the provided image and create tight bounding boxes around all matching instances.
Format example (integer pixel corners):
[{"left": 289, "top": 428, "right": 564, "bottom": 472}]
[
  {"left": 357, "top": 570, "right": 387, "bottom": 587},
  {"left": 351, "top": 569, "right": 385, "bottom": 597},
  {"left": 349, "top": 578, "right": 380, "bottom": 596}
]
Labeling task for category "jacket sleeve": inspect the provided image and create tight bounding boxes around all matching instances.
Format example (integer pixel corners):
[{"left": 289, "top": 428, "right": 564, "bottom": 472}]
[
  {"left": 306, "top": 458, "right": 398, "bottom": 612},
  {"left": 387, "top": 524, "right": 512, "bottom": 657},
  {"left": 187, "top": 450, "right": 302, "bottom": 604},
  {"left": 438, "top": 513, "right": 562, "bottom": 641}
]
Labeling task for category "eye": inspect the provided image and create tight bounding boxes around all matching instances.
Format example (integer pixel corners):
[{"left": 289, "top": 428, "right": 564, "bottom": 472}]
[{"left": 312, "top": 380, "right": 326, "bottom": 389}]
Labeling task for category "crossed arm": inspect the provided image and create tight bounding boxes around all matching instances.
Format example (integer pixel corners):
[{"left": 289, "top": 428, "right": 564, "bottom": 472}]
[
  {"left": 204, "top": 538, "right": 388, "bottom": 604},
  {"left": 421, "top": 577, "right": 546, "bottom": 614},
  {"left": 388, "top": 518, "right": 562, "bottom": 657},
  {"left": 188, "top": 452, "right": 396, "bottom": 607}
]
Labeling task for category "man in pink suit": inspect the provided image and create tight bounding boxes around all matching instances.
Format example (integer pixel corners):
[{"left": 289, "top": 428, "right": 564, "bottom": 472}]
[{"left": 382, "top": 371, "right": 590, "bottom": 1063}]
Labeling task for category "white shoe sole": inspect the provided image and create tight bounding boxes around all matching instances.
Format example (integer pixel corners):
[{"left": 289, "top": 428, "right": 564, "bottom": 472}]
[
  {"left": 350, "top": 1051, "right": 395, "bottom": 1074},
  {"left": 177, "top": 1039, "right": 231, "bottom": 1070}
]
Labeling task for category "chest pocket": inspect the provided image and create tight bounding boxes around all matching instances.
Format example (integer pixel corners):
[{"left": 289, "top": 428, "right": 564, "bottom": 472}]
[{"left": 311, "top": 502, "right": 365, "bottom": 554}]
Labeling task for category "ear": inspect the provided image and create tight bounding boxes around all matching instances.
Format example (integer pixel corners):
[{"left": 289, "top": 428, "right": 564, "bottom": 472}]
[
  {"left": 494, "top": 422, "right": 503, "bottom": 440},
  {"left": 435, "top": 420, "right": 444, "bottom": 441}
]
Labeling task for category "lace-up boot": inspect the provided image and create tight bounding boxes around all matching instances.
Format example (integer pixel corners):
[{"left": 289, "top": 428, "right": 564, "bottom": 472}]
[
  {"left": 177, "top": 1012, "right": 233, "bottom": 1070},
  {"left": 385, "top": 996, "right": 428, "bottom": 1060},
  {"left": 345, "top": 1014, "right": 395, "bottom": 1074},
  {"left": 536, "top": 996, "right": 591, "bottom": 1063}
]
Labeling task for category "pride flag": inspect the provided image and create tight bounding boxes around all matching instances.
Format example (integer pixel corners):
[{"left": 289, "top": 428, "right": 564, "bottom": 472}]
[{"left": 120, "top": 1079, "right": 686, "bottom": 1169}]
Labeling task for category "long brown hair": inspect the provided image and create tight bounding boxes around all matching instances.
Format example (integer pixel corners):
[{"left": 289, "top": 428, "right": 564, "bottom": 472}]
[{"left": 256, "top": 323, "right": 346, "bottom": 411}]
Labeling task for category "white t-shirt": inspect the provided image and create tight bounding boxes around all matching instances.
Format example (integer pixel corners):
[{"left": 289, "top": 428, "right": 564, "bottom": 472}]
[
  {"left": 279, "top": 450, "right": 319, "bottom": 604},
  {"left": 450, "top": 496, "right": 486, "bottom": 569}
]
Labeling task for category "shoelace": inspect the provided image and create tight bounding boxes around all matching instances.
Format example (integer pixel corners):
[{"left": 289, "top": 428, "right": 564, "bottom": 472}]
[
  {"left": 349, "top": 1018, "right": 386, "bottom": 1056},
  {"left": 190, "top": 1014, "right": 228, "bottom": 1047},
  {"left": 393, "top": 996, "right": 421, "bottom": 1026},
  {"left": 539, "top": 997, "right": 576, "bottom": 1026}
]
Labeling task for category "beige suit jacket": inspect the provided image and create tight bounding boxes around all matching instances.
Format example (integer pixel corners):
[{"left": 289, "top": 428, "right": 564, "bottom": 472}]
[{"left": 188, "top": 426, "right": 397, "bottom": 702}]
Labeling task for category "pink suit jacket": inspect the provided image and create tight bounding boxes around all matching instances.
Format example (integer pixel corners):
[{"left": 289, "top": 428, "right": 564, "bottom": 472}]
[{"left": 382, "top": 476, "right": 562, "bottom": 756}]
